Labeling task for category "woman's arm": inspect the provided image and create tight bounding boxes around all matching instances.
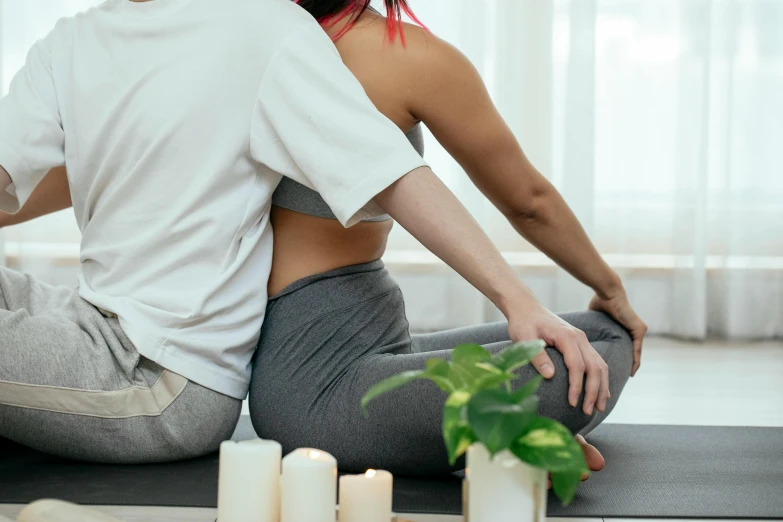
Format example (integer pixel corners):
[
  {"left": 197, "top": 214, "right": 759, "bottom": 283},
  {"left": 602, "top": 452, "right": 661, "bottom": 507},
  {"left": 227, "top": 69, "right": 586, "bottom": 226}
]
[
  {"left": 0, "top": 167, "right": 72, "bottom": 227},
  {"left": 404, "top": 33, "right": 646, "bottom": 376},
  {"left": 376, "top": 166, "right": 611, "bottom": 416}
]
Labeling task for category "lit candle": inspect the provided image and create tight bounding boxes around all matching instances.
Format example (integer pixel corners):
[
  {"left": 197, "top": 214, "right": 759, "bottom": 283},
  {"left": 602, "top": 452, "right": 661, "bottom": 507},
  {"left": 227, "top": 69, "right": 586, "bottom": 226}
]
[
  {"left": 281, "top": 448, "right": 338, "bottom": 522},
  {"left": 217, "top": 439, "right": 282, "bottom": 522},
  {"left": 338, "top": 469, "right": 393, "bottom": 522},
  {"left": 466, "top": 443, "right": 547, "bottom": 522}
]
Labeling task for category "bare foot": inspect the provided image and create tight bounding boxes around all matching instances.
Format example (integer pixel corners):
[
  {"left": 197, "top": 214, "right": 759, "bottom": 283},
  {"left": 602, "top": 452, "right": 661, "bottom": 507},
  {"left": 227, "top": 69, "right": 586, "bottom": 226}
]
[
  {"left": 547, "top": 434, "right": 605, "bottom": 488},
  {"left": 576, "top": 434, "right": 605, "bottom": 473}
]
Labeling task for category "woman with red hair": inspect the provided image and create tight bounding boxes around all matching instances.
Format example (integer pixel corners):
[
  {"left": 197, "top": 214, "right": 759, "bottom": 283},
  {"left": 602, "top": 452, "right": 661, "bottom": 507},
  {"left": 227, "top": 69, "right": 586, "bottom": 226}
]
[{"left": 254, "top": 0, "right": 646, "bottom": 475}]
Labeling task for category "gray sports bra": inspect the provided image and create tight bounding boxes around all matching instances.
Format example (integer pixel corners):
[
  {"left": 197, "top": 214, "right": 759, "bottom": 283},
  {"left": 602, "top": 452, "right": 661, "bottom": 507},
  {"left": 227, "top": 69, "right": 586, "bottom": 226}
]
[{"left": 272, "top": 124, "right": 425, "bottom": 222}]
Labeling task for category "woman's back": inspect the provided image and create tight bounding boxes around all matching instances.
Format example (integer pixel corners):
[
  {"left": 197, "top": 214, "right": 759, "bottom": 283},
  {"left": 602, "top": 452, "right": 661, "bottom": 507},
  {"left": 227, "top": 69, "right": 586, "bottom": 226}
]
[{"left": 268, "top": 11, "right": 432, "bottom": 295}]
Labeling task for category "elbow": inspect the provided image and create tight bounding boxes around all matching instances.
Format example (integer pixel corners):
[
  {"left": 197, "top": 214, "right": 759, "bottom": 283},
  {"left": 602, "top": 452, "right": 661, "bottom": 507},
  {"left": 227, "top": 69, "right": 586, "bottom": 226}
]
[
  {"left": 504, "top": 183, "right": 554, "bottom": 226},
  {"left": 509, "top": 202, "right": 542, "bottom": 224}
]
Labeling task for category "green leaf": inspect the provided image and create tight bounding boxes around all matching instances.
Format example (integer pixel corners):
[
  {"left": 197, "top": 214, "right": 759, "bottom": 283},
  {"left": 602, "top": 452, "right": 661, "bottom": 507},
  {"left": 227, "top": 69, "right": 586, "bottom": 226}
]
[
  {"left": 445, "top": 425, "right": 475, "bottom": 465},
  {"left": 510, "top": 417, "right": 588, "bottom": 504},
  {"left": 473, "top": 366, "right": 517, "bottom": 391},
  {"left": 425, "top": 359, "right": 457, "bottom": 393},
  {"left": 509, "top": 417, "right": 588, "bottom": 473},
  {"left": 467, "top": 389, "right": 538, "bottom": 455},
  {"left": 444, "top": 389, "right": 471, "bottom": 411},
  {"left": 551, "top": 470, "right": 583, "bottom": 505},
  {"left": 512, "top": 375, "right": 544, "bottom": 402},
  {"left": 490, "top": 341, "right": 546, "bottom": 373},
  {"left": 361, "top": 370, "right": 424, "bottom": 415},
  {"left": 361, "top": 359, "right": 463, "bottom": 415},
  {"left": 442, "top": 391, "right": 475, "bottom": 464},
  {"left": 452, "top": 344, "right": 492, "bottom": 366},
  {"left": 448, "top": 344, "right": 494, "bottom": 390},
  {"left": 426, "top": 358, "right": 450, "bottom": 373}
]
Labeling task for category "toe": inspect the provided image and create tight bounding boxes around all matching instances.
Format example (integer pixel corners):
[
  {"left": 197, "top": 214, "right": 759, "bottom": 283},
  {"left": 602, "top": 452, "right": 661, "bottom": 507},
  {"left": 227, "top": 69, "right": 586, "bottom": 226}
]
[{"left": 576, "top": 434, "right": 606, "bottom": 472}]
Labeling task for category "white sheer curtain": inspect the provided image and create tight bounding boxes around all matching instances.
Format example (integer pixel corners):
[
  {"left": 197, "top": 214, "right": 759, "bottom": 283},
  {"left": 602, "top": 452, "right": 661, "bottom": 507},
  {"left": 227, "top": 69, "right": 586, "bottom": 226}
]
[
  {"left": 392, "top": 0, "right": 783, "bottom": 339},
  {"left": 2, "top": 0, "right": 782, "bottom": 338},
  {"left": 0, "top": 0, "right": 90, "bottom": 284}
]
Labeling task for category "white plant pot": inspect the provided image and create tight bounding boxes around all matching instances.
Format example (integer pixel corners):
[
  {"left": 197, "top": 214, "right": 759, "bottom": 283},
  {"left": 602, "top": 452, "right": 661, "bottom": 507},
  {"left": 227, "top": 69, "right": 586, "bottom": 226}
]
[{"left": 464, "top": 443, "right": 547, "bottom": 522}]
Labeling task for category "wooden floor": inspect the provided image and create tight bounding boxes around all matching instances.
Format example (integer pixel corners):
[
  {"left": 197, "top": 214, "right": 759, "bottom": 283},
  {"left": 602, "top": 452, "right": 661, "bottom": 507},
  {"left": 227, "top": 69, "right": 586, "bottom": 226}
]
[{"left": 2, "top": 337, "right": 782, "bottom": 522}]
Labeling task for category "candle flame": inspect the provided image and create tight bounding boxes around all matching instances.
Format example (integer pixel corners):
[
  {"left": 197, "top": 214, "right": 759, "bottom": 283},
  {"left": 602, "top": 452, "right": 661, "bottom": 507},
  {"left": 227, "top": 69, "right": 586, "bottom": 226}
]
[
  {"left": 308, "top": 450, "right": 322, "bottom": 460},
  {"left": 365, "top": 469, "right": 377, "bottom": 478}
]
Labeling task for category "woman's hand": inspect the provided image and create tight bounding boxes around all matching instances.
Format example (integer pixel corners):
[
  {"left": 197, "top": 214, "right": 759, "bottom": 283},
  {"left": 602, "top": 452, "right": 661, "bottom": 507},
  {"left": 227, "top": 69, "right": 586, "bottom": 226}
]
[
  {"left": 589, "top": 289, "right": 647, "bottom": 376},
  {"left": 507, "top": 303, "right": 610, "bottom": 416}
]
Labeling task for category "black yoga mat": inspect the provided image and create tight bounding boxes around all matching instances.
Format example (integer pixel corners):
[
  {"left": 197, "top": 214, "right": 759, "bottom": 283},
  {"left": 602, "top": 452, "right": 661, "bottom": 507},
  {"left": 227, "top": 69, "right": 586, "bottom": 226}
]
[{"left": 2, "top": 419, "right": 782, "bottom": 519}]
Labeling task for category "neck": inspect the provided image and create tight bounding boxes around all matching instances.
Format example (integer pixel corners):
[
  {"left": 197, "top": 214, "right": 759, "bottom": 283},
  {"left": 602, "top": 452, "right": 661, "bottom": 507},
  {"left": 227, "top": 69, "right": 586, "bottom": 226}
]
[{"left": 323, "top": 6, "right": 379, "bottom": 40}]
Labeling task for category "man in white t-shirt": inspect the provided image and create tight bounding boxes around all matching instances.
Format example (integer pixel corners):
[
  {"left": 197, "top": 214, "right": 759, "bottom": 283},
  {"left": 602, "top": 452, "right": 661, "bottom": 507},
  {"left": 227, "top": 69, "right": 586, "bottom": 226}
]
[{"left": 0, "top": 0, "right": 580, "bottom": 463}]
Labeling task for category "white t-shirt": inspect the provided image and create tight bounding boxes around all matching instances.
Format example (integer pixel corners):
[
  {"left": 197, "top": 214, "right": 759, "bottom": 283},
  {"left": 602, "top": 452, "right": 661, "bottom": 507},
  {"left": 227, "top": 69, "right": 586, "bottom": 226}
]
[{"left": 0, "top": 0, "right": 427, "bottom": 399}]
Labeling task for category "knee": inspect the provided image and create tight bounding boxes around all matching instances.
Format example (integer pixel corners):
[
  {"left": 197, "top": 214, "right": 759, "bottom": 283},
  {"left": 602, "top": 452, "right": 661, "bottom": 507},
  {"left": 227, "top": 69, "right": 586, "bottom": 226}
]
[
  {"left": 586, "top": 311, "right": 632, "bottom": 344},
  {"left": 554, "top": 400, "right": 596, "bottom": 435},
  {"left": 585, "top": 311, "right": 633, "bottom": 367},
  {"left": 527, "top": 346, "right": 595, "bottom": 434}
]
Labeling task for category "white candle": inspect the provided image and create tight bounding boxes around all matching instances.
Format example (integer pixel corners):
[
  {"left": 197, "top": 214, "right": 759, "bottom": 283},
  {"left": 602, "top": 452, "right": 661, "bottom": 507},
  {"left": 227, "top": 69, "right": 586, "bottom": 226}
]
[
  {"left": 466, "top": 443, "right": 547, "bottom": 522},
  {"left": 338, "top": 469, "right": 393, "bottom": 522},
  {"left": 281, "top": 448, "right": 338, "bottom": 522},
  {"left": 217, "top": 439, "right": 282, "bottom": 522}
]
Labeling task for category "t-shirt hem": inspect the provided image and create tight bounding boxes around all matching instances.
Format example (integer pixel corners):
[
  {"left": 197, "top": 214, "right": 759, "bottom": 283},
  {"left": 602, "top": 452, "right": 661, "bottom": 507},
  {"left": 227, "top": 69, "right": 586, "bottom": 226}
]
[
  {"left": 123, "top": 324, "right": 250, "bottom": 400},
  {"left": 0, "top": 143, "right": 34, "bottom": 214},
  {"left": 333, "top": 155, "right": 428, "bottom": 227}
]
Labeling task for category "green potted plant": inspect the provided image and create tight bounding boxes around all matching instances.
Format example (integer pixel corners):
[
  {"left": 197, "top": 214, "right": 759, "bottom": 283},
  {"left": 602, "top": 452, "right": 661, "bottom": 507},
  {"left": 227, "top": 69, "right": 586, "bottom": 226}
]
[{"left": 361, "top": 341, "right": 589, "bottom": 520}]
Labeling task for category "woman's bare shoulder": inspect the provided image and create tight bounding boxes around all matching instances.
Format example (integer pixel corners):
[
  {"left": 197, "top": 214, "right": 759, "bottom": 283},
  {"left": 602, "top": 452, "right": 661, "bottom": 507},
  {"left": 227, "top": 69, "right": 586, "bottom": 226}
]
[
  {"left": 333, "top": 13, "right": 479, "bottom": 127},
  {"left": 337, "top": 14, "right": 465, "bottom": 80}
]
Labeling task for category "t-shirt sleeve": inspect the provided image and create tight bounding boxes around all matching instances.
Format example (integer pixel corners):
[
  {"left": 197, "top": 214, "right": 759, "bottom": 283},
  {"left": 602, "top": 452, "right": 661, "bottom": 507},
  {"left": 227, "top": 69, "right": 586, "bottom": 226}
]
[
  {"left": 250, "top": 22, "right": 428, "bottom": 227},
  {"left": 0, "top": 35, "right": 65, "bottom": 214}
]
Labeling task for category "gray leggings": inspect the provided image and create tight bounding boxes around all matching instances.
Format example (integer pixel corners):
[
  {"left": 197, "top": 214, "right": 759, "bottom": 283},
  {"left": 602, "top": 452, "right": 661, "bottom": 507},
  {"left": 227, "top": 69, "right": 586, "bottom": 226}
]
[{"left": 249, "top": 260, "right": 634, "bottom": 475}]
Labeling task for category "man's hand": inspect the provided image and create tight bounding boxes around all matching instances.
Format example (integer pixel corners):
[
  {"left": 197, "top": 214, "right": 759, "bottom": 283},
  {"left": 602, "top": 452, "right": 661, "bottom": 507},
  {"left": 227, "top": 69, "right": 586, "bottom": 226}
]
[
  {"left": 507, "top": 303, "right": 610, "bottom": 416},
  {"left": 589, "top": 290, "right": 647, "bottom": 376}
]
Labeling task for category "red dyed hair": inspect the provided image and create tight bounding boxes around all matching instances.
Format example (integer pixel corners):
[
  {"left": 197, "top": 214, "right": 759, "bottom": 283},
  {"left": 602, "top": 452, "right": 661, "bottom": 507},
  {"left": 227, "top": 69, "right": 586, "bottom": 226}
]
[{"left": 295, "top": 0, "right": 426, "bottom": 44}]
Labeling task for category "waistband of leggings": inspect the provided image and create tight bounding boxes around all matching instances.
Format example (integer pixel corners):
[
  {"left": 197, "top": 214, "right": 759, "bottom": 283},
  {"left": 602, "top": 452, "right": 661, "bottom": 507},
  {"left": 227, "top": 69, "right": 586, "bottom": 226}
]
[{"left": 269, "top": 259, "right": 386, "bottom": 302}]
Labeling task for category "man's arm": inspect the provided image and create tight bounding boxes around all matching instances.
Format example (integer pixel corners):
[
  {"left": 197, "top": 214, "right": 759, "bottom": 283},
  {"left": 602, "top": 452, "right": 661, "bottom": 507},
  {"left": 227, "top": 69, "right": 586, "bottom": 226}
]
[
  {"left": 0, "top": 167, "right": 71, "bottom": 227},
  {"left": 0, "top": 165, "right": 13, "bottom": 219},
  {"left": 0, "top": 166, "right": 10, "bottom": 192},
  {"left": 0, "top": 33, "right": 66, "bottom": 216}
]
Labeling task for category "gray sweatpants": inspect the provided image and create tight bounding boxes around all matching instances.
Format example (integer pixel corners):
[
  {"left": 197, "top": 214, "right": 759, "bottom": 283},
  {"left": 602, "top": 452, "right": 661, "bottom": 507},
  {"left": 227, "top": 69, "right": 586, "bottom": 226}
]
[
  {"left": 0, "top": 266, "right": 241, "bottom": 463},
  {"left": 249, "top": 260, "right": 634, "bottom": 475}
]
